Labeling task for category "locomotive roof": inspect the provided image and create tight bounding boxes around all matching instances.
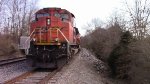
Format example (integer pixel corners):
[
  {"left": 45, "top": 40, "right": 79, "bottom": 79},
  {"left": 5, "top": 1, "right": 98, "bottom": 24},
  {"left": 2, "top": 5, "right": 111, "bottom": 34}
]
[{"left": 36, "top": 7, "right": 75, "bottom": 18}]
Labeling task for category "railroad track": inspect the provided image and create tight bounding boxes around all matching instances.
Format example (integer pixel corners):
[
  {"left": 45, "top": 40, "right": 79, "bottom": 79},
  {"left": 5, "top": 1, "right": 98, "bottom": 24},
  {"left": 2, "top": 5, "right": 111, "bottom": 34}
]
[
  {"left": 4, "top": 64, "right": 64, "bottom": 84},
  {"left": 3, "top": 49, "right": 80, "bottom": 84},
  {"left": 4, "top": 57, "right": 67, "bottom": 84},
  {"left": 4, "top": 68, "right": 60, "bottom": 84},
  {"left": 0, "top": 57, "right": 26, "bottom": 66}
]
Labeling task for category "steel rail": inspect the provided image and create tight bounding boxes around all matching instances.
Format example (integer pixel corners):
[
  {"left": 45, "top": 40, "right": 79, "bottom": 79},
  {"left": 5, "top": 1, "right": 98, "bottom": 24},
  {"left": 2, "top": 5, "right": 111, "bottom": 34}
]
[
  {"left": 4, "top": 70, "right": 34, "bottom": 84},
  {"left": 3, "top": 66, "right": 63, "bottom": 84},
  {"left": 0, "top": 57, "right": 26, "bottom": 66}
]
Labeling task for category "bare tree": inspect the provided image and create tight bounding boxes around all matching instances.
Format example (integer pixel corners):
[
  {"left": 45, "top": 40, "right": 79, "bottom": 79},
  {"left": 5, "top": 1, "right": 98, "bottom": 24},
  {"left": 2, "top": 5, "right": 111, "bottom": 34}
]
[
  {"left": 0, "top": 0, "right": 5, "bottom": 32},
  {"left": 0, "top": 0, "right": 38, "bottom": 41},
  {"left": 107, "top": 12, "right": 126, "bottom": 31},
  {"left": 83, "top": 18, "right": 103, "bottom": 34},
  {"left": 125, "top": 0, "right": 150, "bottom": 39},
  {"left": 91, "top": 18, "right": 103, "bottom": 29}
]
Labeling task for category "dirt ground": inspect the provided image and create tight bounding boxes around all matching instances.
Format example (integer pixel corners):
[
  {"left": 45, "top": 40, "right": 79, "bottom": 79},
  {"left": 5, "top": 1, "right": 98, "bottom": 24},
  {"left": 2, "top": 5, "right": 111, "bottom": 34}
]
[{"left": 48, "top": 48, "right": 114, "bottom": 84}]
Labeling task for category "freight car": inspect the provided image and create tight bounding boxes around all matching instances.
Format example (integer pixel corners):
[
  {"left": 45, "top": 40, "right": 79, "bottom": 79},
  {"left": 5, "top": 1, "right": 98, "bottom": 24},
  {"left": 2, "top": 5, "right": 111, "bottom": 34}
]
[{"left": 19, "top": 7, "right": 80, "bottom": 68}]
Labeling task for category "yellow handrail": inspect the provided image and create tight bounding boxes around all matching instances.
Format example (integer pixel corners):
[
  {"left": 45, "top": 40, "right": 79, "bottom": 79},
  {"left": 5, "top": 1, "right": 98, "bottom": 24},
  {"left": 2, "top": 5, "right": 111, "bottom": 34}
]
[{"left": 24, "top": 27, "right": 70, "bottom": 45}]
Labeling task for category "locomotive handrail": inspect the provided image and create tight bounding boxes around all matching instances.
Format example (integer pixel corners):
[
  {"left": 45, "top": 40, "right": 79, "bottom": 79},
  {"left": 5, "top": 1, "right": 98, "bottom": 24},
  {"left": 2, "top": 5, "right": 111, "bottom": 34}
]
[
  {"left": 23, "top": 28, "right": 37, "bottom": 50},
  {"left": 40, "top": 27, "right": 70, "bottom": 44},
  {"left": 24, "top": 28, "right": 41, "bottom": 42},
  {"left": 57, "top": 28, "right": 70, "bottom": 44},
  {"left": 24, "top": 27, "right": 70, "bottom": 46},
  {"left": 48, "top": 28, "right": 70, "bottom": 44}
]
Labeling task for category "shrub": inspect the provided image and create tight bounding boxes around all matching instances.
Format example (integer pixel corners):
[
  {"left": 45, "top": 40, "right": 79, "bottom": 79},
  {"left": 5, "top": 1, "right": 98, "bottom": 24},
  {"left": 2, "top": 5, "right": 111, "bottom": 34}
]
[
  {"left": 108, "top": 31, "right": 132, "bottom": 79},
  {"left": 108, "top": 31, "right": 150, "bottom": 84},
  {"left": 81, "top": 23, "right": 122, "bottom": 62},
  {"left": 127, "top": 39, "right": 150, "bottom": 84}
]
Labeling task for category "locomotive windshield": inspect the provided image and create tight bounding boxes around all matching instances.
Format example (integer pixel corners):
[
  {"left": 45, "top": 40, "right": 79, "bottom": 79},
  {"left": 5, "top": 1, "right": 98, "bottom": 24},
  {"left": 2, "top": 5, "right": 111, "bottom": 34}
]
[
  {"left": 61, "top": 14, "right": 69, "bottom": 19},
  {"left": 36, "top": 13, "right": 50, "bottom": 18},
  {"left": 54, "top": 12, "right": 60, "bottom": 17},
  {"left": 54, "top": 12, "right": 69, "bottom": 19}
]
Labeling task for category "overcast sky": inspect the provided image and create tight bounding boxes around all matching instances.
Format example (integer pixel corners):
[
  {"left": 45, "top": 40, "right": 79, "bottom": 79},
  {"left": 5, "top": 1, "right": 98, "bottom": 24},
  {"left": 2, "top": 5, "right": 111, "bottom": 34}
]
[{"left": 37, "top": 0, "right": 123, "bottom": 35}]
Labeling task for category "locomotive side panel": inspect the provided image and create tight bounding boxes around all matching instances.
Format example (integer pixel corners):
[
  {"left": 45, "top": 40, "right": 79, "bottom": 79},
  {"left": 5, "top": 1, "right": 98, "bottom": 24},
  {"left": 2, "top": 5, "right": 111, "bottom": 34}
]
[{"left": 68, "top": 23, "right": 74, "bottom": 44}]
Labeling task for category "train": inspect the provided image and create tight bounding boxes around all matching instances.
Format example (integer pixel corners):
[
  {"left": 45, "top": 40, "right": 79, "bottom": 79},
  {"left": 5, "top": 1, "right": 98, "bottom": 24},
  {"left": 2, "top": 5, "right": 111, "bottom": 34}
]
[{"left": 19, "top": 7, "right": 80, "bottom": 68}]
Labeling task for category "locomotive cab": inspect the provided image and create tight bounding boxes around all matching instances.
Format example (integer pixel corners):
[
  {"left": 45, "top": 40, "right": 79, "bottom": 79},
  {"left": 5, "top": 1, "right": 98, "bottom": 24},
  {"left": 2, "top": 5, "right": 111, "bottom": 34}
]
[{"left": 30, "top": 8, "right": 78, "bottom": 45}]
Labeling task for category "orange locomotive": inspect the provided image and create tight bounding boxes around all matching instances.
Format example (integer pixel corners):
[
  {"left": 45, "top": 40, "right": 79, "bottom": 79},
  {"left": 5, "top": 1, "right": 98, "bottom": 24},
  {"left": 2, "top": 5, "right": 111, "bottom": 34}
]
[{"left": 20, "top": 8, "right": 80, "bottom": 68}]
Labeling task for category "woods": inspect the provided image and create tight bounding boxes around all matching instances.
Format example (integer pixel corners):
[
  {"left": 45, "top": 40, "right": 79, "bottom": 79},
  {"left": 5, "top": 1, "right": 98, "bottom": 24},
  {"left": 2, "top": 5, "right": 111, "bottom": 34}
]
[
  {"left": 82, "top": 0, "right": 150, "bottom": 84},
  {"left": 0, "top": 0, "right": 38, "bottom": 57},
  {"left": 0, "top": 0, "right": 37, "bottom": 37}
]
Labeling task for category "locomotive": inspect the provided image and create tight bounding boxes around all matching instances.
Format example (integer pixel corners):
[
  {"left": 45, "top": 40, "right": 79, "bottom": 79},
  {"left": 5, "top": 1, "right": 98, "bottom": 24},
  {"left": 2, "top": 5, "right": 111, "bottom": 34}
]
[{"left": 19, "top": 7, "right": 80, "bottom": 68}]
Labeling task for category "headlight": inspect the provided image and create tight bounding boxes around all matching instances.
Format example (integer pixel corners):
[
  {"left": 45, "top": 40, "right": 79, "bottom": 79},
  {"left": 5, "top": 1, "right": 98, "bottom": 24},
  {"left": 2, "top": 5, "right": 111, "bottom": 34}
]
[
  {"left": 33, "top": 38, "right": 36, "bottom": 41},
  {"left": 47, "top": 18, "right": 51, "bottom": 25},
  {"left": 55, "top": 38, "right": 59, "bottom": 42}
]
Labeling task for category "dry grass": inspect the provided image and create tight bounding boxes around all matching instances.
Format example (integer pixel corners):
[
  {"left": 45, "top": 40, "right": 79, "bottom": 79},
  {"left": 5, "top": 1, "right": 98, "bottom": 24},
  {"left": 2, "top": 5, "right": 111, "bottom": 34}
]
[{"left": 0, "top": 34, "right": 19, "bottom": 59}]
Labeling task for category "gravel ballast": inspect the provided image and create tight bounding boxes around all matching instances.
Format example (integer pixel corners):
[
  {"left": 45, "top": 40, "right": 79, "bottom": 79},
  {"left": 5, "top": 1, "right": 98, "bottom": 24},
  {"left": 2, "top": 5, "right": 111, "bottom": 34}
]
[
  {"left": 48, "top": 48, "right": 113, "bottom": 84},
  {"left": 0, "top": 48, "right": 114, "bottom": 84},
  {"left": 0, "top": 60, "right": 33, "bottom": 83}
]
